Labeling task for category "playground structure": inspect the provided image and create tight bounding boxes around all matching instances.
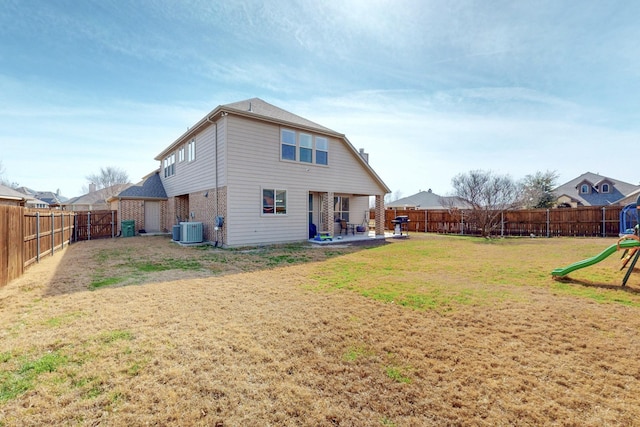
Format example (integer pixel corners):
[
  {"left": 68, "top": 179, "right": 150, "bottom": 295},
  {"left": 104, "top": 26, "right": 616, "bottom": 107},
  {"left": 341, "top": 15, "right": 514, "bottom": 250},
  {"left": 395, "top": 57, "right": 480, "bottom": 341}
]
[
  {"left": 552, "top": 199, "right": 640, "bottom": 287},
  {"left": 619, "top": 203, "right": 639, "bottom": 235}
]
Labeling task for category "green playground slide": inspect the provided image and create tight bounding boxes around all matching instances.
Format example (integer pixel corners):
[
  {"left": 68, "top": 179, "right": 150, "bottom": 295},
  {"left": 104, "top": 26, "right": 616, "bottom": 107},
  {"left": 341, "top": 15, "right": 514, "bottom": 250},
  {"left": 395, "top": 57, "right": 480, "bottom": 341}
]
[{"left": 551, "top": 239, "right": 640, "bottom": 277}]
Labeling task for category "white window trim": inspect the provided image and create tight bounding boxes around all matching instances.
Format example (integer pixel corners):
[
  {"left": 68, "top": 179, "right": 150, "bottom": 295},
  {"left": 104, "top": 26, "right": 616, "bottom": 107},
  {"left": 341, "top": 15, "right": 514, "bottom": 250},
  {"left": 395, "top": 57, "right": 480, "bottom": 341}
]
[
  {"left": 188, "top": 139, "right": 196, "bottom": 162},
  {"left": 261, "top": 187, "right": 288, "bottom": 216},
  {"left": 280, "top": 128, "right": 329, "bottom": 166},
  {"left": 163, "top": 153, "right": 176, "bottom": 178}
]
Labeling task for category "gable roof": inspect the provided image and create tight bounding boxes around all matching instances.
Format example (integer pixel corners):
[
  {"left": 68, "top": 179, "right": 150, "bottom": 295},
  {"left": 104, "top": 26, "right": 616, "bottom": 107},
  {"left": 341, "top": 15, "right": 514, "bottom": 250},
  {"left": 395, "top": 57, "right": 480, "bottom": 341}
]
[
  {"left": 33, "top": 191, "right": 67, "bottom": 205},
  {"left": 553, "top": 172, "right": 640, "bottom": 206},
  {"left": 65, "top": 183, "right": 132, "bottom": 206},
  {"left": 387, "top": 189, "right": 469, "bottom": 209},
  {"left": 222, "top": 98, "right": 336, "bottom": 134},
  {"left": 112, "top": 171, "right": 167, "bottom": 200},
  {"left": 155, "top": 98, "right": 390, "bottom": 194},
  {"left": 0, "top": 183, "right": 28, "bottom": 203}
]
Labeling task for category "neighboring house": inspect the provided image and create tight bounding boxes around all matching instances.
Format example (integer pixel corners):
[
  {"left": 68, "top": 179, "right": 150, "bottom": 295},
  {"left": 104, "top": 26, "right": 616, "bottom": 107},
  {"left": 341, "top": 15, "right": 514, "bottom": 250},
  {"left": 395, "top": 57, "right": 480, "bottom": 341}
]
[
  {"left": 150, "top": 97, "right": 389, "bottom": 247},
  {"left": 32, "top": 190, "right": 67, "bottom": 208},
  {"left": 64, "top": 183, "right": 131, "bottom": 211},
  {"left": 553, "top": 172, "right": 640, "bottom": 207},
  {"left": 25, "top": 198, "right": 49, "bottom": 209},
  {"left": 0, "top": 183, "right": 27, "bottom": 206},
  {"left": 10, "top": 187, "right": 68, "bottom": 208},
  {"left": 386, "top": 189, "right": 469, "bottom": 210},
  {"left": 109, "top": 171, "right": 168, "bottom": 234}
]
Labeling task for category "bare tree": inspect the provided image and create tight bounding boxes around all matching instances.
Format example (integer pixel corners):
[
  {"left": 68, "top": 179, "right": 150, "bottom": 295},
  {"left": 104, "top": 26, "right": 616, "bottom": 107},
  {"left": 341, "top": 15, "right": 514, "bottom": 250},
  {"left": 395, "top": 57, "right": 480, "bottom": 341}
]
[
  {"left": 384, "top": 189, "right": 404, "bottom": 205},
  {"left": 450, "top": 170, "right": 520, "bottom": 237},
  {"left": 84, "top": 166, "right": 130, "bottom": 200},
  {"left": 0, "top": 160, "right": 18, "bottom": 188},
  {"left": 520, "top": 170, "right": 559, "bottom": 208}
]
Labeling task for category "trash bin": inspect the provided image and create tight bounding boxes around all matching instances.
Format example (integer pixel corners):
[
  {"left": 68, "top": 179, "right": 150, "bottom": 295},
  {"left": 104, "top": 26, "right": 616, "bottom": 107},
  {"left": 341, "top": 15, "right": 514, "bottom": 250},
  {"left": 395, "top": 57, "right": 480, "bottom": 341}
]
[
  {"left": 172, "top": 224, "right": 181, "bottom": 241},
  {"left": 121, "top": 220, "right": 135, "bottom": 237}
]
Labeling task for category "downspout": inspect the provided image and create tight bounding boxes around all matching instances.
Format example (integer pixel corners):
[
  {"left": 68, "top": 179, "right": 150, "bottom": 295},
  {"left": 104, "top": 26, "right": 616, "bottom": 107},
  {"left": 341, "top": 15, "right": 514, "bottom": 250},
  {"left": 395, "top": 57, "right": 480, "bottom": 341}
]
[{"left": 206, "top": 114, "right": 221, "bottom": 247}]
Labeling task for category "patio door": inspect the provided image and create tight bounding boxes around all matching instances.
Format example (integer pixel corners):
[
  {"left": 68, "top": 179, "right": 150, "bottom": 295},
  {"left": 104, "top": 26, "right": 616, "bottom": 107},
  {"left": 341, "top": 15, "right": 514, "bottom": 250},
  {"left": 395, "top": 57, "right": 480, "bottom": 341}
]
[{"left": 308, "top": 192, "right": 319, "bottom": 236}]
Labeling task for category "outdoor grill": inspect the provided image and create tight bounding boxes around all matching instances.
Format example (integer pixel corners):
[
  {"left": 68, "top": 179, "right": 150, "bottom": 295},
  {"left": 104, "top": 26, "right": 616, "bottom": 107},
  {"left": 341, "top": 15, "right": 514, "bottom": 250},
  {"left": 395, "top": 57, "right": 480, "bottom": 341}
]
[{"left": 391, "top": 215, "right": 410, "bottom": 236}]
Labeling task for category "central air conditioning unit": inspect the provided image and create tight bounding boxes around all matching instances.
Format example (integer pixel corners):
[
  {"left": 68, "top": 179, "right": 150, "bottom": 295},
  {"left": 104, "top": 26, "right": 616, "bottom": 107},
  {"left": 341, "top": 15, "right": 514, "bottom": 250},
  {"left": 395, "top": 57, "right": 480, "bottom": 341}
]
[{"left": 179, "top": 221, "right": 203, "bottom": 243}]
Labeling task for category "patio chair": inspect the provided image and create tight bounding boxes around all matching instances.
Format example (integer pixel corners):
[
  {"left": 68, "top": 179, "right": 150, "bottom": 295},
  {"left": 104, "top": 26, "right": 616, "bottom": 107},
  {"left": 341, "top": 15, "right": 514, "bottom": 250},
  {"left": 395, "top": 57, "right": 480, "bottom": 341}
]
[{"left": 339, "top": 219, "right": 348, "bottom": 235}]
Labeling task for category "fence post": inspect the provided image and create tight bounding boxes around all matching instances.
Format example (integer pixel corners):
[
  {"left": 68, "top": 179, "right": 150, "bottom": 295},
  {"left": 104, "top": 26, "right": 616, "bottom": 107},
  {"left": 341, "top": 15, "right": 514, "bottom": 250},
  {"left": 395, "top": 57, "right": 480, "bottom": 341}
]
[
  {"left": 460, "top": 210, "right": 464, "bottom": 235},
  {"left": 111, "top": 210, "right": 115, "bottom": 238},
  {"left": 36, "top": 212, "right": 40, "bottom": 263},
  {"left": 425, "top": 210, "right": 428, "bottom": 233},
  {"left": 602, "top": 206, "right": 606, "bottom": 237},
  {"left": 61, "top": 213, "right": 64, "bottom": 249},
  {"left": 501, "top": 211, "right": 504, "bottom": 237},
  {"left": 88, "top": 211, "right": 91, "bottom": 241},
  {"left": 546, "top": 209, "right": 550, "bottom": 238},
  {"left": 51, "top": 212, "right": 55, "bottom": 255}
]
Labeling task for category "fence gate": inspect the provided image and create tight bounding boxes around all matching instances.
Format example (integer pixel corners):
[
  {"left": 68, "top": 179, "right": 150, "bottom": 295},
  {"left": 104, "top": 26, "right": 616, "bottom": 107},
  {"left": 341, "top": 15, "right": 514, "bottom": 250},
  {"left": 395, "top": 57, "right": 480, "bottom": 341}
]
[{"left": 74, "top": 210, "right": 117, "bottom": 241}]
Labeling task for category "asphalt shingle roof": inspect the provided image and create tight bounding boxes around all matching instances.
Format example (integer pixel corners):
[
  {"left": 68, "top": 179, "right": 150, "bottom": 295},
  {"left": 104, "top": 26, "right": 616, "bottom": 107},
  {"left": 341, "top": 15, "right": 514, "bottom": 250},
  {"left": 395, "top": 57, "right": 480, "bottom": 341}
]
[
  {"left": 117, "top": 172, "right": 167, "bottom": 199},
  {"left": 553, "top": 172, "right": 640, "bottom": 206}
]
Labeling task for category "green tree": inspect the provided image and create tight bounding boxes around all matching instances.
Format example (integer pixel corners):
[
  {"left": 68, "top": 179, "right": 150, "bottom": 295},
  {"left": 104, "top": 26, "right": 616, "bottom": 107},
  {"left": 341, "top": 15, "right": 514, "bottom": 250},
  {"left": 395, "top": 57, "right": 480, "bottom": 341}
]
[{"left": 520, "top": 170, "right": 559, "bottom": 208}]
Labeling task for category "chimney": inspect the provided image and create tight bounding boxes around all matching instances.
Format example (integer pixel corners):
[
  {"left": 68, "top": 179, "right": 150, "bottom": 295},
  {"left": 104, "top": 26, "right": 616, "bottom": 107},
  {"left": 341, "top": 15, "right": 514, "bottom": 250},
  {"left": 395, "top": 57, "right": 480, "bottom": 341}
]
[
  {"left": 89, "top": 183, "right": 97, "bottom": 193},
  {"left": 359, "top": 148, "right": 369, "bottom": 163}
]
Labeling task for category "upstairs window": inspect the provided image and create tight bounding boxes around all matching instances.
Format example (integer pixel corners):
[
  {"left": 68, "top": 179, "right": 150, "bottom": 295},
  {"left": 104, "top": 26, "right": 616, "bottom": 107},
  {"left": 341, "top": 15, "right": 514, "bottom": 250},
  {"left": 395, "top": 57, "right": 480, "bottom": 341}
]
[
  {"left": 188, "top": 139, "right": 196, "bottom": 162},
  {"left": 281, "top": 129, "right": 296, "bottom": 161},
  {"left": 178, "top": 146, "right": 185, "bottom": 162},
  {"left": 580, "top": 184, "right": 590, "bottom": 194},
  {"left": 601, "top": 183, "right": 610, "bottom": 193},
  {"left": 315, "top": 137, "right": 328, "bottom": 165},
  {"left": 163, "top": 153, "right": 175, "bottom": 177},
  {"left": 262, "top": 189, "right": 287, "bottom": 215},
  {"left": 299, "top": 133, "right": 312, "bottom": 163},
  {"left": 281, "top": 128, "right": 329, "bottom": 165}
]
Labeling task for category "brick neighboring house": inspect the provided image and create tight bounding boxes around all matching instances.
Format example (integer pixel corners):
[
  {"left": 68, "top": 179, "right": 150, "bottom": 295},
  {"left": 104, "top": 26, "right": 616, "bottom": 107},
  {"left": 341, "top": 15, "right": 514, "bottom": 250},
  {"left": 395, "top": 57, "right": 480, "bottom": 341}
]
[
  {"left": 148, "top": 97, "right": 390, "bottom": 247},
  {"left": 109, "top": 171, "right": 168, "bottom": 234},
  {"left": 553, "top": 172, "right": 640, "bottom": 207}
]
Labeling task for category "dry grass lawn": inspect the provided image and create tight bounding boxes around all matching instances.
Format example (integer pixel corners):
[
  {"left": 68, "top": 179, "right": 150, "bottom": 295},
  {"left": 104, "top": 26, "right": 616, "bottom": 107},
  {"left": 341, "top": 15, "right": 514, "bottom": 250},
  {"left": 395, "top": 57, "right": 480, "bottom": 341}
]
[{"left": 2, "top": 234, "right": 640, "bottom": 426}]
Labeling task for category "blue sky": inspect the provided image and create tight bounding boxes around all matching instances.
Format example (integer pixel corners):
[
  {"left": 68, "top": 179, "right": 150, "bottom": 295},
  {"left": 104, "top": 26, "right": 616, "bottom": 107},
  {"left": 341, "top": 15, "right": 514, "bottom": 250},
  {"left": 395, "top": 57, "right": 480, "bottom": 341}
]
[{"left": 2, "top": 0, "right": 640, "bottom": 199}]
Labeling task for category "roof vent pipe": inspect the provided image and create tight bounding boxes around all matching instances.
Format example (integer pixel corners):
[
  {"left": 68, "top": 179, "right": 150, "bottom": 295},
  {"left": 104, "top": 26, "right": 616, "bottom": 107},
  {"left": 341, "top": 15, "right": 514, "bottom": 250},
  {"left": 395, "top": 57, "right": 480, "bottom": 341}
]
[{"left": 248, "top": 101, "right": 253, "bottom": 112}]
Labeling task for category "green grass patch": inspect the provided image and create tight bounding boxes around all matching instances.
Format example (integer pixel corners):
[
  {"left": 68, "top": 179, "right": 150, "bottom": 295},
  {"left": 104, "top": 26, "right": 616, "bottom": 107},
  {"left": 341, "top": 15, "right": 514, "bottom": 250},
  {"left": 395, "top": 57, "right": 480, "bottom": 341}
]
[
  {"left": 90, "top": 276, "right": 125, "bottom": 289},
  {"left": 309, "top": 235, "right": 640, "bottom": 310},
  {"left": 98, "top": 329, "right": 134, "bottom": 344},
  {"left": 133, "top": 258, "right": 202, "bottom": 272},
  {"left": 44, "top": 311, "right": 84, "bottom": 327},
  {"left": 385, "top": 366, "right": 411, "bottom": 384},
  {"left": 0, "top": 351, "right": 68, "bottom": 402},
  {"left": 343, "top": 345, "right": 374, "bottom": 362}
]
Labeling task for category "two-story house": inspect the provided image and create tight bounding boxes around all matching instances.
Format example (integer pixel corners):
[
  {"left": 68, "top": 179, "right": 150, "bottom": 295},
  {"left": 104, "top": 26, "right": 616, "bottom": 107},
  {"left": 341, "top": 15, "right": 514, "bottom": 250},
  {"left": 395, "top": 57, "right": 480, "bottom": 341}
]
[
  {"left": 123, "top": 98, "right": 389, "bottom": 247},
  {"left": 553, "top": 172, "right": 640, "bottom": 207}
]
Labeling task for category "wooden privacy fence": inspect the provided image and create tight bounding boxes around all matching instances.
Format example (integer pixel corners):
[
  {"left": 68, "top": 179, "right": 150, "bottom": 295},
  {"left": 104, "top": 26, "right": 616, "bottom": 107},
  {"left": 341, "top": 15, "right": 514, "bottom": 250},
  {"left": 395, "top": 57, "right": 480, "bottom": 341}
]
[
  {"left": 1, "top": 207, "right": 76, "bottom": 287},
  {"left": 74, "top": 210, "right": 118, "bottom": 241},
  {"left": 375, "top": 206, "right": 625, "bottom": 237},
  {"left": 1, "top": 208, "right": 118, "bottom": 287}
]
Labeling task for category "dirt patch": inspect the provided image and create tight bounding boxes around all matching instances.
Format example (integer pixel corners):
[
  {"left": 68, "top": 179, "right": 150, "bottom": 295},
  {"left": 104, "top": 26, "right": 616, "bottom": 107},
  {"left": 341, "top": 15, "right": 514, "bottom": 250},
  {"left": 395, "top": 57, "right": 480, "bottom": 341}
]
[{"left": 1, "top": 235, "right": 640, "bottom": 426}]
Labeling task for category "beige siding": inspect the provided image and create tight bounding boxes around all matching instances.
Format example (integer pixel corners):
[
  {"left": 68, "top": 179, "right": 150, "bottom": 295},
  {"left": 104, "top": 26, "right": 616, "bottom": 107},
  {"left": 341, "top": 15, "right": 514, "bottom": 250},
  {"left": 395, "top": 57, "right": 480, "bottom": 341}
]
[
  {"left": 225, "top": 116, "right": 385, "bottom": 246},
  {"left": 160, "top": 121, "right": 227, "bottom": 197}
]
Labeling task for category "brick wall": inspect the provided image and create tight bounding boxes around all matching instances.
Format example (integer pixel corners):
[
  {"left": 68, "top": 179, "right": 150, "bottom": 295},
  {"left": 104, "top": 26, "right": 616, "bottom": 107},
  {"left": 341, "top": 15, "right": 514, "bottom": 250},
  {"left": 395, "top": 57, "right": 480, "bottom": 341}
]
[
  {"left": 164, "top": 187, "right": 227, "bottom": 245},
  {"left": 119, "top": 200, "right": 144, "bottom": 235}
]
